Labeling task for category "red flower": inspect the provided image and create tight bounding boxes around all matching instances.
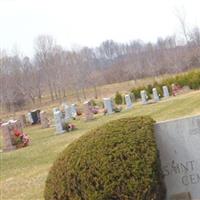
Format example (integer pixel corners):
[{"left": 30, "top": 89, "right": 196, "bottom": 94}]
[{"left": 14, "top": 129, "right": 22, "bottom": 137}]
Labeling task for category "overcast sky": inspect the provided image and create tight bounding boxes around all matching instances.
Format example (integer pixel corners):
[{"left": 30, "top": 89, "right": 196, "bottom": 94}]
[{"left": 0, "top": 0, "right": 199, "bottom": 56}]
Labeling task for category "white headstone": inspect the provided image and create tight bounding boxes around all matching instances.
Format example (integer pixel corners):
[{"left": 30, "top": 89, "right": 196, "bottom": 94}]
[
  {"left": 27, "top": 112, "right": 33, "bottom": 124},
  {"left": 163, "top": 85, "right": 170, "bottom": 98},
  {"left": 64, "top": 105, "right": 72, "bottom": 121},
  {"left": 125, "top": 94, "right": 133, "bottom": 109},
  {"left": 103, "top": 98, "right": 113, "bottom": 114},
  {"left": 152, "top": 88, "right": 159, "bottom": 102},
  {"left": 154, "top": 115, "right": 200, "bottom": 199},
  {"left": 54, "top": 110, "right": 65, "bottom": 134},
  {"left": 140, "top": 90, "right": 148, "bottom": 105},
  {"left": 71, "top": 104, "right": 77, "bottom": 118}
]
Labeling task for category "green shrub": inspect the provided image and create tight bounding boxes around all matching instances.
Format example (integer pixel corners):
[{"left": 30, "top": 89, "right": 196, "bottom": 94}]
[
  {"left": 130, "top": 92, "right": 135, "bottom": 102},
  {"left": 44, "top": 116, "right": 166, "bottom": 200},
  {"left": 114, "top": 91, "right": 123, "bottom": 105},
  {"left": 122, "top": 95, "right": 126, "bottom": 104},
  {"left": 187, "top": 71, "right": 200, "bottom": 89},
  {"left": 90, "top": 99, "right": 97, "bottom": 107},
  {"left": 144, "top": 88, "right": 152, "bottom": 100},
  {"left": 131, "top": 86, "right": 146, "bottom": 99},
  {"left": 146, "top": 84, "right": 153, "bottom": 94}
]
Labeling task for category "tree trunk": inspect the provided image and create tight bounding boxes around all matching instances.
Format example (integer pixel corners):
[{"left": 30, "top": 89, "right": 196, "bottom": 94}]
[
  {"left": 82, "top": 88, "right": 86, "bottom": 100},
  {"left": 53, "top": 83, "right": 58, "bottom": 100},
  {"left": 75, "top": 89, "right": 81, "bottom": 102},
  {"left": 48, "top": 80, "right": 54, "bottom": 101},
  {"left": 62, "top": 89, "right": 66, "bottom": 98}
]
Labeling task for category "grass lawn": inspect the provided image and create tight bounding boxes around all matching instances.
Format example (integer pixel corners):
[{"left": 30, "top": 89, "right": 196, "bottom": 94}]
[{"left": 1, "top": 90, "right": 200, "bottom": 200}]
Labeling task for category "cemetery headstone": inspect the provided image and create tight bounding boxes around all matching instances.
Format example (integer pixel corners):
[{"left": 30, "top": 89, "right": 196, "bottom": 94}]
[
  {"left": 152, "top": 88, "right": 159, "bottom": 102},
  {"left": 125, "top": 94, "right": 133, "bottom": 109},
  {"left": 83, "top": 101, "right": 94, "bottom": 121},
  {"left": 40, "top": 111, "right": 50, "bottom": 128},
  {"left": 71, "top": 104, "right": 77, "bottom": 118},
  {"left": 27, "top": 112, "right": 33, "bottom": 124},
  {"left": 140, "top": 90, "right": 148, "bottom": 105},
  {"left": 154, "top": 115, "right": 200, "bottom": 200},
  {"left": 54, "top": 110, "right": 65, "bottom": 134},
  {"left": 103, "top": 98, "right": 114, "bottom": 114},
  {"left": 163, "top": 85, "right": 170, "bottom": 98},
  {"left": 19, "top": 114, "right": 26, "bottom": 128},
  {"left": 1, "top": 120, "right": 22, "bottom": 151},
  {"left": 30, "top": 110, "right": 40, "bottom": 124},
  {"left": 64, "top": 104, "right": 72, "bottom": 121}
]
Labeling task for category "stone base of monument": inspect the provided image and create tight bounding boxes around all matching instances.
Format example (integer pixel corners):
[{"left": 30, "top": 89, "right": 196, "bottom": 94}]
[
  {"left": 154, "top": 115, "right": 200, "bottom": 200},
  {"left": 3, "top": 144, "right": 16, "bottom": 152},
  {"left": 170, "top": 192, "right": 191, "bottom": 200}
]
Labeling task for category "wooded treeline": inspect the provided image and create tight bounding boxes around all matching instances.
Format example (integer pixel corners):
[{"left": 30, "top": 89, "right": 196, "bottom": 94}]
[{"left": 1, "top": 26, "right": 200, "bottom": 112}]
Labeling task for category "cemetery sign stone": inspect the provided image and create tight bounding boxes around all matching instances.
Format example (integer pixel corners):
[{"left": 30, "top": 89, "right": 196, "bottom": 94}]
[{"left": 154, "top": 115, "right": 200, "bottom": 200}]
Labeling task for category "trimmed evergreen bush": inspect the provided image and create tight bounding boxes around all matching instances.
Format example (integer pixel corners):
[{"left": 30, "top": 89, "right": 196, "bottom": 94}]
[
  {"left": 44, "top": 116, "right": 166, "bottom": 200},
  {"left": 131, "top": 86, "right": 147, "bottom": 99},
  {"left": 115, "top": 91, "right": 123, "bottom": 105}
]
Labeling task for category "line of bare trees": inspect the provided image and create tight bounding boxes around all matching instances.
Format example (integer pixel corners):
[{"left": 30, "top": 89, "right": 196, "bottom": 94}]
[{"left": 1, "top": 26, "right": 200, "bottom": 112}]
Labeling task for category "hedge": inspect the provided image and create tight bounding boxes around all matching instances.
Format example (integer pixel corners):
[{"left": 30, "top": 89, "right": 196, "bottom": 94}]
[
  {"left": 115, "top": 91, "right": 123, "bottom": 105},
  {"left": 44, "top": 116, "right": 166, "bottom": 200}
]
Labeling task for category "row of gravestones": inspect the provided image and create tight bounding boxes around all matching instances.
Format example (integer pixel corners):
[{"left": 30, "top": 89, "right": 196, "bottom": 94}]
[
  {"left": 141, "top": 85, "right": 169, "bottom": 105},
  {"left": 1, "top": 86, "right": 170, "bottom": 150},
  {"left": 104, "top": 85, "right": 170, "bottom": 114},
  {"left": 53, "top": 85, "right": 170, "bottom": 133},
  {"left": 26, "top": 110, "right": 50, "bottom": 128}
]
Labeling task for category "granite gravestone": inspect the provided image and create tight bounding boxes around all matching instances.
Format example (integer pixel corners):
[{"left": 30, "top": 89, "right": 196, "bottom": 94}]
[
  {"left": 64, "top": 104, "right": 72, "bottom": 121},
  {"left": 71, "top": 104, "right": 77, "bottom": 118},
  {"left": 1, "top": 120, "right": 23, "bottom": 151},
  {"left": 27, "top": 112, "right": 34, "bottom": 124},
  {"left": 125, "top": 94, "right": 133, "bottom": 109},
  {"left": 140, "top": 90, "right": 148, "bottom": 105},
  {"left": 154, "top": 115, "right": 200, "bottom": 200},
  {"left": 53, "top": 110, "right": 65, "bottom": 134},
  {"left": 40, "top": 111, "right": 49, "bottom": 128},
  {"left": 163, "top": 85, "right": 170, "bottom": 98},
  {"left": 152, "top": 88, "right": 160, "bottom": 102},
  {"left": 83, "top": 101, "right": 94, "bottom": 121},
  {"left": 103, "top": 98, "right": 114, "bottom": 114},
  {"left": 19, "top": 114, "right": 26, "bottom": 128}
]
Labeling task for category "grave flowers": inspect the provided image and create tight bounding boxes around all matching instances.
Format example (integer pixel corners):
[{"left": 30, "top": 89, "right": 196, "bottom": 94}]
[
  {"left": 63, "top": 122, "right": 75, "bottom": 132},
  {"left": 12, "top": 128, "right": 30, "bottom": 148}
]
